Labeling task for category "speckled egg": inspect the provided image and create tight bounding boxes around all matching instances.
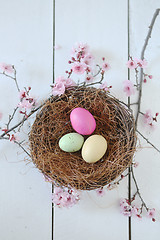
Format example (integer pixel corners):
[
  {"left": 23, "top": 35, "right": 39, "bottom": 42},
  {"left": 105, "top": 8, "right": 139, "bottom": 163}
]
[
  {"left": 81, "top": 135, "right": 107, "bottom": 163},
  {"left": 70, "top": 107, "right": 96, "bottom": 135},
  {"left": 59, "top": 133, "right": 84, "bottom": 152}
]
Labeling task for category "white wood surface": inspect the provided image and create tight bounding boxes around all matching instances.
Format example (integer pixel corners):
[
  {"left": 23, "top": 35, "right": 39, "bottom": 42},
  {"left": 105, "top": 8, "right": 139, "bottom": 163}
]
[
  {"left": 55, "top": 0, "right": 129, "bottom": 239},
  {"left": 0, "top": 0, "right": 160, "bottom": 239},
  {"left": 0, "top": 0, "right": 53, "bottom": 239},
  {"left": 130, "top": 1, "right": 160, "bottom": 239}
]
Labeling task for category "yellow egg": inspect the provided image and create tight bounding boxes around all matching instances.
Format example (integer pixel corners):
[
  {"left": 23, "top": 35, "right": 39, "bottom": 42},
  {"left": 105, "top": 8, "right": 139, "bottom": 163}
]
[{"left": 81, "top": 135, "right": 107, "bottom": 163}]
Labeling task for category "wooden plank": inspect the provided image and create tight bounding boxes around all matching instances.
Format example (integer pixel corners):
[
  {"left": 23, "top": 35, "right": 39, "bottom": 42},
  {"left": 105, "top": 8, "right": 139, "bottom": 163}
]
[
  {"left": 0, "top": 0, "right": 53, "bottom": 239},
  {"left": 129, "top": 1, "right": 160, "bottom": 239},
  {"left": 54, "top": 0, "right": 129, "bottom": 239}
]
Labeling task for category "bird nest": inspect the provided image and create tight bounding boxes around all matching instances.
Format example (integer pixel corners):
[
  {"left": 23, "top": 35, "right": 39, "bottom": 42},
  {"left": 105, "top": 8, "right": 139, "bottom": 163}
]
[{"left": 29, "top": 86, "right": 137, "bottom": 190}]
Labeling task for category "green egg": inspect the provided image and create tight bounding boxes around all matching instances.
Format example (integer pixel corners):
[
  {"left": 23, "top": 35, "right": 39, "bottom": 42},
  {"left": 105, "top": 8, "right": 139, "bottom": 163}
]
[{"left": 59, "top": 133, "right": 84, "bottom": 152}]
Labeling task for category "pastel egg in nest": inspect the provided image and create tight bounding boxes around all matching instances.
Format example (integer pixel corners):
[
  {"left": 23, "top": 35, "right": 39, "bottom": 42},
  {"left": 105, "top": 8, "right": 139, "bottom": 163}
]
[{"left": 29, "top": 86, "right": 137, "bottom": 190}]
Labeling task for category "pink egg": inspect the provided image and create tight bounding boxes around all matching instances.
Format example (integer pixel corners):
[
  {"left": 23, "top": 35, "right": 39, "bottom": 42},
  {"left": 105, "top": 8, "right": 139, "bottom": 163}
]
[{"left": 70, "top": 107, "right": 96, "bottom": 135}]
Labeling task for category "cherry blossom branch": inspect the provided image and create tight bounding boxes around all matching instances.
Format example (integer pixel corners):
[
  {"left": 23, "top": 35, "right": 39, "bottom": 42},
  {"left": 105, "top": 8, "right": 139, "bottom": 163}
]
[
  {"left": 135, "top": 8, "right": 160, "bottom": 128},
  {"left": 131, "top": 10, "right": 160, "bottom": 211},
  {"left": 113, "top": 172, "right": 130, "bottom": 185},
  {"left": 0, "top": 103, "right": 44, "bottom": 138},
  {"left": 93, "top": 64, "right": 102, "bottom": 77},
  {"left": 85, "top": 72, "right": 104, "bottom": 87},
  {"left": 0, "top": 65, "right": 20, "bottom": 92},
  {"left": 124, "top": 10, "right": 160, "bottom": 219}
]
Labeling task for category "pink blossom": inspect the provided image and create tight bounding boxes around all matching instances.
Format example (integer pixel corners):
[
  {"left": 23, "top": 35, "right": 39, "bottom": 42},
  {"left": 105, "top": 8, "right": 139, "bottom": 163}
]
[
  {"left": 52, "top": 187, "right": 80, "bottom": 208},
  {"left": 96, "top": 188, "right": 105, "bottom": 197},
  {"left": 132, "top": 206, "right": 141, "bottom": 216},
  {"left": 120, "top": 198, "right": 128, "bottom": 206},
  {"left": 102, "top": 62, "right": 111, "bottom": 71},
  {"left": 147, "top": 208, "right": 156, "bottom": 219},
  {"left": 86, "top": 75, "right": 93, "bottom": 82},
  {"left": 18, "top": 98, "right": 35, "bottom": 110},
  {"left": 55, "top": 76, "right": 66, "bottom": 84},
  {"left": 120, "top": 203, "right": 133, "bottom": 217},
  {"left": 72, "top": 42, "right": 89, "bottom": 59},
  {"left": 55, "top": 187, "right": 63, "bottom": 194},
  {"left": 127, "top": 60, "right": 137, "bottom": 69},
  {"left": 123, "top": 80, "right": 135, "bottom": 97},
  {"left": 144, "top": 109, "right": 152, "bottom": 125},
  {"left": 9, "top": 133, "right": 19, "bottom": 143},
  {"left": 19, "top": 90, "right": 26, "bottom": 99},
  {"left": 65, "top": 78, "right": 76, "bottom": 88},
  {"left": 82, "top": 54, "right": 94, "bottom": 66},
  {"left": 120, "top": 199, "right": 134, "bottom": 217},
  {"left": 149, "top": 75, "right": 153, "bottom": 79},
  {"left": 18, "top": 88, "right": 37, "bottom": 114},
  {"left": 85, "top": 66, "right": 92, "bottom": 73},
  {"left": 72, "top": 62, "right": 86, "bottom": 74},
  {"left": 0, "top": 112, "right": 2, "bottom": 120},
  {"left": 120, "top": 198, "right": 142, "bottom": 218},
  {"left": 0, "top": 63, "right": 14, "bottom": 74},
  {"left": 135, "top": 58, "right": 147, "bottom": 68},
  {"left": 59, "top": 192, "right": 75, "bottom": 207},
  {"left": 100, "top": 81, "right": 110, "bottom": 92},
  {"left": 55, "top": 76, "right": 76, "bottom": 88},
  {"left": 52, "top": 82, "right": 65, "bottom": 96}
]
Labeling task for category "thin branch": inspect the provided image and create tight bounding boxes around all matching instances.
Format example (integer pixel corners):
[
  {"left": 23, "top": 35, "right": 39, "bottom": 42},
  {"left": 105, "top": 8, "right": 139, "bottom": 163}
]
[
  {"left": 114, "top": 172, "right": 130, "bottom": 185},
  {"left": 131, "top": 9, "right": 160, "bottom": 214},
  {"left": 135, "top": 9, "right": 160, "bottom": 128},
  {"left": 85, "top": 73, "right": 104, "bottom": 87},
  {"left": 0, "top": 66, "right": 20, "bottom": 92},
  {"left": 93, "top": 64, "right": 102, "bottom": 78},
  {"left": 0, "top": 136, "right": 31, "bottom": 157},
  {"left": 136, "top": 129, "right": 160, "bottom": 153},
  {"left": 0, "top": 103, "right": 44, "bottom": 138},
  {"left": 12, "top": 66, "right": 20, "bottom": 92},
  {"left": 131, "top": 166, "right": 148, "bottom": 211},
  {"left": 135, "top": 68, "right": 139, "bottom": 88},
  {"left": 0, "top": 136, "right": 9, "bottom": 140},
  {"left": 0, "top": 72, "right": 15, "bottom": 80},
  {"left": 6, "top": 107, "right": 18, "bottom": 129},
  {"left": 130, "top": 102, "right": 138, "bottom": 106},
  {"left": 14, "top": 140, "right": 31, "bottom": 158}
]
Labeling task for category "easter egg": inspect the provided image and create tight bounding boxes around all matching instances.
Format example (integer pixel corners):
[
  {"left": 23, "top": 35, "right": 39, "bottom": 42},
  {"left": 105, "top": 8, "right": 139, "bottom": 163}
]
[
  {"left": 59, "top": 133, "right": 84, "bottom": 152},
  {"left": 81, "top": 135, "right": 107, "bottom": 163},
  {"left": 70, "top": 107, "right": 96, "bottom": 135}
]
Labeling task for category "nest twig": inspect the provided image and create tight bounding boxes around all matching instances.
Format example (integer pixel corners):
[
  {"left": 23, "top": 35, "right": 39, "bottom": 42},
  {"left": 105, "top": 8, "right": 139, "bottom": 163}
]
[{"left": 29, "top": 86, "right": 137, "bottom": 190}]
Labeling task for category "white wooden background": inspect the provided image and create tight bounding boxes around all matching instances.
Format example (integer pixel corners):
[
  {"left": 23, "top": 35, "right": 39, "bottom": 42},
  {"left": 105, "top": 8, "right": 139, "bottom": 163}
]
[{"left": 0, "top": 0, "right": 160, "bottom": 239}]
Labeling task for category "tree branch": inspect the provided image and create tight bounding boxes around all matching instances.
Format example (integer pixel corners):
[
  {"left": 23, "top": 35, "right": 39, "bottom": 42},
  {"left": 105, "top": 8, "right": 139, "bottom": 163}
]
[
  {"left": 136, "top": 129, "right": 160, "bottom": 153},
  {"left": 0, "top": 103, "right": 44, "bottom": 138},
  {"left": 6, "top": 107, "right": 18, "bottom": 129},
  {"left": 0, "top": 65, "right": 20, "bottom": 92},
  {"left": 131, "top": 166, "right": 148, "bottom": 211},
  {"left": 135, "top": 9, "right": 160, "bottom": 128}
]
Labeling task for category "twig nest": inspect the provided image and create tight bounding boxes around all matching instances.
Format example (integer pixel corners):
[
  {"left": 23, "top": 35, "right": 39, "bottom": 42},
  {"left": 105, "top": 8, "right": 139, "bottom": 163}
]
[{"left": 29, "top": 86, "right": 137, "bottom": 190}]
